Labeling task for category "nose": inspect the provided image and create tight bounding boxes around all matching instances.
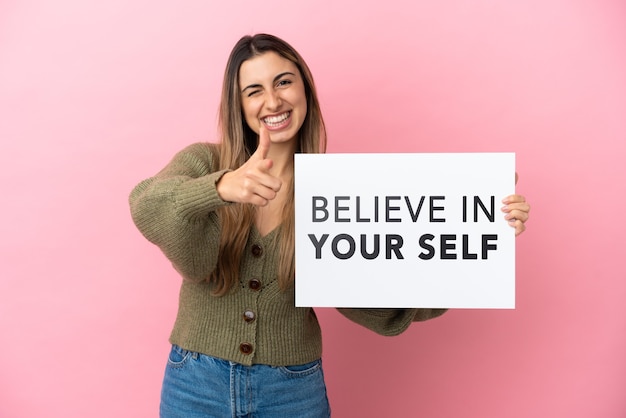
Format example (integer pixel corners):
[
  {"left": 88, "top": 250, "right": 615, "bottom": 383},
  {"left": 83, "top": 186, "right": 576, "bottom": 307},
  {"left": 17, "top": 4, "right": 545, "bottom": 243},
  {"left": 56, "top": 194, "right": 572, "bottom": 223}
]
[{"left": 265, "top": 90, "right": 282, "bottom": 111}]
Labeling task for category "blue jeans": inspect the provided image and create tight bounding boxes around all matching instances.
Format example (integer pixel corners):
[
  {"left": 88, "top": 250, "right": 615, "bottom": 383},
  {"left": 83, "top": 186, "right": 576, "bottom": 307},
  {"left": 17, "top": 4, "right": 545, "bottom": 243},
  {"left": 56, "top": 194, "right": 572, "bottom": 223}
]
[{"left": 160, "top": 345, "right": 331, "bottom": 417}]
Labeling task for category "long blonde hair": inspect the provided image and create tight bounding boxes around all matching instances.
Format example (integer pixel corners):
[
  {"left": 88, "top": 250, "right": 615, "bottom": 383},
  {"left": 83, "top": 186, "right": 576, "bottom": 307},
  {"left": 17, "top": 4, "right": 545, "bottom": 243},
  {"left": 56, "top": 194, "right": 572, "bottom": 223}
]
[{"left": 210, "top": 34, "right": 327, "bottom": 295}]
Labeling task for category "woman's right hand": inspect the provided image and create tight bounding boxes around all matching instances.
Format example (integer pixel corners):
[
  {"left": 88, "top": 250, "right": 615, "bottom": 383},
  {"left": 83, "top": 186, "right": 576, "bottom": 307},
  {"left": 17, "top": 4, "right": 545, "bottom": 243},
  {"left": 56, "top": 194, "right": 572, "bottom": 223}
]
[{"left": 216, "top": 127, "right": 282, "bottom": 206}]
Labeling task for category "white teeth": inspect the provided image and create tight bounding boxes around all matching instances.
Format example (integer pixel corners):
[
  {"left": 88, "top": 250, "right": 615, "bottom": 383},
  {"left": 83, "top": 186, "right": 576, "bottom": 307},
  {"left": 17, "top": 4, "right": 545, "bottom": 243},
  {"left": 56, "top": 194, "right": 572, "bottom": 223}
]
[{"left": 263, "top": 112, "right": 290, "bottom": 126}]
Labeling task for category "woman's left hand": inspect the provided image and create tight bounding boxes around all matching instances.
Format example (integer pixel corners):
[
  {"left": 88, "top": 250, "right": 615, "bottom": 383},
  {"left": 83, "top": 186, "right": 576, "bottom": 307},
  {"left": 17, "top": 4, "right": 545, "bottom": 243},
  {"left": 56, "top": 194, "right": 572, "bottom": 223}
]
[{"left": 501, "top": 194, "right": 530, "bottom": 236}]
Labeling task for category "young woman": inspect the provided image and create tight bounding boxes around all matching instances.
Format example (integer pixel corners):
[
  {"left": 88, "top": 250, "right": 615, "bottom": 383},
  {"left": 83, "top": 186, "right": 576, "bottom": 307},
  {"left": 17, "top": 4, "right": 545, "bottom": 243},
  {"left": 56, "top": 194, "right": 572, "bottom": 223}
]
[{"left": 129, "top": 33, "right": 530, "bottom": 418}]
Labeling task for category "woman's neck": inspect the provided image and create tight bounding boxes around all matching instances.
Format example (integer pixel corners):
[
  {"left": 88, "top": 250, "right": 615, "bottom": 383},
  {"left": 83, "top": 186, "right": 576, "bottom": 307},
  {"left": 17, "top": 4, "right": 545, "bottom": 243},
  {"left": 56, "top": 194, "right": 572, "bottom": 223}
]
[{"left": 266, "top": 141, "right": 296, "bottom": 179}]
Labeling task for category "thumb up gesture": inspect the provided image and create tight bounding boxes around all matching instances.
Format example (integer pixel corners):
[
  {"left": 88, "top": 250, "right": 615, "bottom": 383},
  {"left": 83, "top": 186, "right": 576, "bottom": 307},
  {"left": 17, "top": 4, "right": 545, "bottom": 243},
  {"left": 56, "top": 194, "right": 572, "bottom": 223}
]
[{"left": 216, "top": 126, "right": 282, "bottom": 206}]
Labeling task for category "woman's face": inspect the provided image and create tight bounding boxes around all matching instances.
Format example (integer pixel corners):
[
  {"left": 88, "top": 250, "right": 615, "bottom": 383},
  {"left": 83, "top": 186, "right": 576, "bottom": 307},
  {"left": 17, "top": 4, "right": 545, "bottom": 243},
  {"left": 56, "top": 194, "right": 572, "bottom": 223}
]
[{"left": 239, "top": 51, "right": 307, "bottom": 147}]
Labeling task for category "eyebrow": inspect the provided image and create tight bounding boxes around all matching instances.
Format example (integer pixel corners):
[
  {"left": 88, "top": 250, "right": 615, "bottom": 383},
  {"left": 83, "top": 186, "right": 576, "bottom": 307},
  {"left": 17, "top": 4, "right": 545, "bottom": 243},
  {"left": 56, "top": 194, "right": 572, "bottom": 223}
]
[{"left": 241, "top": 71, "right": 296, "bottom": 93}]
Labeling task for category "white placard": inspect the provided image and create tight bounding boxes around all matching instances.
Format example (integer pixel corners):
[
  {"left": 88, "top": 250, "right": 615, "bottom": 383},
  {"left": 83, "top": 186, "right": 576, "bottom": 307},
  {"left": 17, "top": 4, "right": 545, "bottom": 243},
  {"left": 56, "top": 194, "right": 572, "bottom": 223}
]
[{"left": 294, "top": 153, "right": 515, "bottom": 309}]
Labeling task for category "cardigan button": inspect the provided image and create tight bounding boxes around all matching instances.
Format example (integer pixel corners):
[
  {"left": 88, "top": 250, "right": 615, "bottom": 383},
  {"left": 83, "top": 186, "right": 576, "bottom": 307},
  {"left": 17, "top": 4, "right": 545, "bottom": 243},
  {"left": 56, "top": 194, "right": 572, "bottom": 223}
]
[
  {"left": 248, "top": 278, "right": 262, "bottom": 290},
  {"left": 243, "top": 310, "right": 256, "bottom": 323},
  {"left": 251, "top": 244, "right": 263, "bottom": 257},
  {"left": 239, "top": 342, "right": 253, "bottom": 355}
]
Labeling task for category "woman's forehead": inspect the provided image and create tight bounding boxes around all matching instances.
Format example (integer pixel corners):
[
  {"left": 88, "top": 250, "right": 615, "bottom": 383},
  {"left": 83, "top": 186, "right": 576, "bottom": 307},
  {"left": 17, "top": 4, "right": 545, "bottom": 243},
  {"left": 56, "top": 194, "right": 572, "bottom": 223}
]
[{"left": 238, "top": 51, "right": 299, "bottom": 85}]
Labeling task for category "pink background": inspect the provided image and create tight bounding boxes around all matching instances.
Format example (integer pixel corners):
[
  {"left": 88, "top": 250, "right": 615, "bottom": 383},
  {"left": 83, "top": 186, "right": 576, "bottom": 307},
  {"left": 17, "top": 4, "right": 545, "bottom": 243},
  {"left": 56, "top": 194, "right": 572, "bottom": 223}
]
[{"left": 1, "top": 0, "right": 625, "bottom": 417}]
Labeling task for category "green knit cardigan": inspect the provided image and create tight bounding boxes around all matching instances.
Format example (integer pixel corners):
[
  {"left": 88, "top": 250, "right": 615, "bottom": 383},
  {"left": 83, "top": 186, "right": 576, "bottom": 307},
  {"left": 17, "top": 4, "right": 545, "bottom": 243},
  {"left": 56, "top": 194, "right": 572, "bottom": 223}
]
[{"left": 129, "top": 143, "right": 446, "bottom": 366}]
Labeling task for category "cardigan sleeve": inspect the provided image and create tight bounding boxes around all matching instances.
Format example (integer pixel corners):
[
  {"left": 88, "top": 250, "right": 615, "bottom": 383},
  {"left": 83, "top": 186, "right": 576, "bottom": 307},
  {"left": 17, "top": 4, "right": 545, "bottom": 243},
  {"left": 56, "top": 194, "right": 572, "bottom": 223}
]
[
  {"left": 336, "top": 308, "right": 448, "bottom": 336},
  {"left": 129, "top": 143, "right": 230, "bottom": 282}
]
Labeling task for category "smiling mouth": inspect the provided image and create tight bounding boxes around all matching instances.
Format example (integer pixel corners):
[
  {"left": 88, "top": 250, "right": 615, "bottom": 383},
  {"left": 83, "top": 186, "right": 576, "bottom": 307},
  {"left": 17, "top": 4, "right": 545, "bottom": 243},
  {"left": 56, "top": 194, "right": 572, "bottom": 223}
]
[{"left": 262, "top": 111, "right": 291, "bottom": 128}]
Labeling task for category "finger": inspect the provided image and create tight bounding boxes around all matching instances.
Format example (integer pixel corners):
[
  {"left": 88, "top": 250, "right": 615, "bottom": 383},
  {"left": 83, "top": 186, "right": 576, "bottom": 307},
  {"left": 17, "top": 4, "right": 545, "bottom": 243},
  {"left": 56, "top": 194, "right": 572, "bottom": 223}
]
[
  {"left": 252, "top": 125, "right": 271, "bottom": 161},
  {"left": 244, "top": 161, "right": 282, "bottom": 192},
  {"left": 508, "top": 219, "right": 526, "bottom": 236},
  {"left": 515, "top": 172, "right": 519, "bottom": 185},
  {"left": 240, "top": 192, "right": 272, "bottom": 207},
  {"left": 236, "top": 177, "right": 280, "bottom": 206},
  {"left": 241, "top": 158, "right": 282, "bottom": 192},
  {"left": 501, "top": 201, "right": 531, "bottom": 218},
  {"left": 246, "top": 174, "right": 282, "bottom": 197},
  {"left": 246, "top": 188, "right": 277, "bottom": 206},
  {"left": 501, "top": 201, "right": 530, "bottom": 212},
  {"left": 501, "top": 194, "right": 526, "bottom": 205},
  {"left": 504, "top": 209, "right": 529, "bottom": 223}
]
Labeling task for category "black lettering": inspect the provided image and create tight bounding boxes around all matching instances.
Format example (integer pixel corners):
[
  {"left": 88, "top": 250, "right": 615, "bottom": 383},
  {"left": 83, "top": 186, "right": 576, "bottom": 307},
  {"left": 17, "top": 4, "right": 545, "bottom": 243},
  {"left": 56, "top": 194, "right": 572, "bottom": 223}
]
[
  {"left": 312, "top": 197, "right": 328, "bottom": 222},
  {"left": 418, "top": 234, "right": 435, "bottom": 260},
  {"left": 462, "top": 234, "right": 478, "bottom": 259},
  {"left": 474, "top": 196, "right": 495, "bottom": 222},
  {"left": 335, "top": 196, "right": 350, "bottom": 222},
  {"left": 386, "top": 234, "right": 404, "bottom": 259},
  {"left": 481, "top": 234, "right": 498, "bottom": 259},
  {"left": 440, "top": 234, "right": 456, "bottom": 259},
  {"left": 386, "top": 196, "right": 401, "bottom": 222},
  {"left": 360, "top": 234, "right": 380, "bottom": 259},
  {"left": 405, "top": 196, "right": 426, "bottom": 222},
  {"left": 356, "top": 196, "right": 370, "bottom": 222},
  {"left": 374, "top": 196, "right": 379, "bottom": 222},
  {"left": 308, "top": 234, "right": 329, "bottom": 259},
  {"left": 462, "top": 196, "right": 467, "bottom": 222},
  {"left": 430, "top": 196, "right": 446, "bottom": 222},
  {"left": 332, "top": 234, "right": 355, "bottom": 259}
]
